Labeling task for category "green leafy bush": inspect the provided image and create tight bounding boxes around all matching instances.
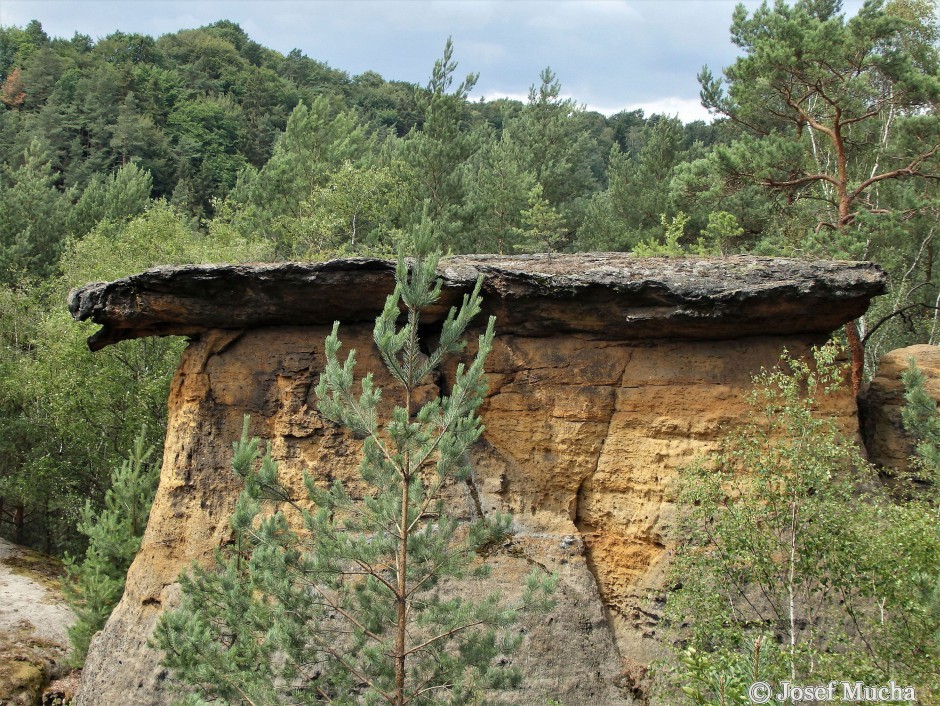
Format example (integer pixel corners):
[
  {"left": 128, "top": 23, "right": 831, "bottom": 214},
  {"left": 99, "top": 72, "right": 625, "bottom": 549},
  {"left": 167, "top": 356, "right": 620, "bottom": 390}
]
[{"left": 659, "top": 343, "right": 940, "bottom": 704}]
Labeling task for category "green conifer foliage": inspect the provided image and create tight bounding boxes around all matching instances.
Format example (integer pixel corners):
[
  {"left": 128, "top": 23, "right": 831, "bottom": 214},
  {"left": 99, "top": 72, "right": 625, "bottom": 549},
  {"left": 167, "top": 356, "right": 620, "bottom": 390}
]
[
  {"left": 155, "top": 253, "right": 555, "bottom": 705},
  {"left": 398, "top": 39, "right": 480, "bottom": 240},
  {"left": 0, "top": 137, "right": 73, "bottom": 283},
  {"left": 902, "top": 361, "right": 940, "bottom": 499},
  {"left": 62, "top": 428, "right": 158, "bottom": 666},
  {"left": 67, "top": 161, "right": 153, "bottom": 237}
]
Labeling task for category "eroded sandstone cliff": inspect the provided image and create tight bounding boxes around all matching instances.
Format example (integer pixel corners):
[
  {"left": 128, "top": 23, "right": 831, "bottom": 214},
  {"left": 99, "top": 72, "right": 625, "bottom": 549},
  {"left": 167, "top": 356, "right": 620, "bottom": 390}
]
[{"left": 68, "top": 254, "right": 885, "bottom": 705}]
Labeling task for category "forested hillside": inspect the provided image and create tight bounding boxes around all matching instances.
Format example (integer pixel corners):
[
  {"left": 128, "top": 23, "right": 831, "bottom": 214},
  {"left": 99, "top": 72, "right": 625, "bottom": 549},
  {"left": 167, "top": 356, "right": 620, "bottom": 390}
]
[{"left": 0, "top": 0, "right": 938, "bottom": 559}]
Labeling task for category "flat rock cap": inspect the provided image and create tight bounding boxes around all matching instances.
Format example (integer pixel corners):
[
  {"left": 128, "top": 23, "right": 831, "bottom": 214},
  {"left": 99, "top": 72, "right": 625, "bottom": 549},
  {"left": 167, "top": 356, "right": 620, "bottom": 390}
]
[{"left": 68, "top": 253, "right": 886, "bottom": 350}]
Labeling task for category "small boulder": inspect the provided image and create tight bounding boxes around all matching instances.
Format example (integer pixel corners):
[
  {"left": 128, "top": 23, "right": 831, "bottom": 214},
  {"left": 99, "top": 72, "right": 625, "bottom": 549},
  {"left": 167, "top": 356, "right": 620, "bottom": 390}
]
[{"left": 860, "top": 344, "right": 940, "bottom": 473}]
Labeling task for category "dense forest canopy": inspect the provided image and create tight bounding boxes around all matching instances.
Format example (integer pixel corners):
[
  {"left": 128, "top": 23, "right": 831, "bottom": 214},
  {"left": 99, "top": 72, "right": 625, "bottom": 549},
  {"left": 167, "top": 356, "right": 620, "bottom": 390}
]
[{"left": 0, "top": 0, "right": 937, "bottom": 562}]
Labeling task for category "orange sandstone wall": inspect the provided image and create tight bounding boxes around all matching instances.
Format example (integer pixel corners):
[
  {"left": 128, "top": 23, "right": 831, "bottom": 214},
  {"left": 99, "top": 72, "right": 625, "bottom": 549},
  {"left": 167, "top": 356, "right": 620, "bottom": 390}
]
[
  {"left": 464, "top": 333, "right": 857, "bottom": 658},
  {"left": 75, "top": 325, "right": 856, "bottom": 706}
]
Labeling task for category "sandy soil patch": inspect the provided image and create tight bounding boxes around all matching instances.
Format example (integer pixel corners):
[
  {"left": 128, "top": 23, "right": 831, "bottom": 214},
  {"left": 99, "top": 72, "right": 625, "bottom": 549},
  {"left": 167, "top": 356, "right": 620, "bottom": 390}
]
[{"left": 0, "top": 537, "right": 76, "bottom": 705}]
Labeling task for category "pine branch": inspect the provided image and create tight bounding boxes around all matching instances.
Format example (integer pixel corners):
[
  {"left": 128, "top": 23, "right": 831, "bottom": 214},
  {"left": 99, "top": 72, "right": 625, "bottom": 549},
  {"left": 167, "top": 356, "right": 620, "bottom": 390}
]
[{"left": 404, "top": 618, "right": 490, "bottom": 658}]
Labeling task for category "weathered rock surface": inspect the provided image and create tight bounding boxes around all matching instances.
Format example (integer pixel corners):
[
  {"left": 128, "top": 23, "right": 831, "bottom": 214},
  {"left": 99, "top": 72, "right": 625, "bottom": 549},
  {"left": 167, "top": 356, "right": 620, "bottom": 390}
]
[
  {"left": 861, "top": 343, "right": 940, "bottom": 473},
  {"left": 69, "top": 254, "right": 885, "bottom": 350},
  {"left": 71, "top": 255, "right": 884, "bottom": 706}
]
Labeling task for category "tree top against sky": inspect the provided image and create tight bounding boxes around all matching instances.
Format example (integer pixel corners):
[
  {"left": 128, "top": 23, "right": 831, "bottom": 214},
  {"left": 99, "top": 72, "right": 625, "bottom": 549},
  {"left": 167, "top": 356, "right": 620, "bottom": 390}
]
[{"left": 0, "top": 0, "right": 875, "bottom": 123}]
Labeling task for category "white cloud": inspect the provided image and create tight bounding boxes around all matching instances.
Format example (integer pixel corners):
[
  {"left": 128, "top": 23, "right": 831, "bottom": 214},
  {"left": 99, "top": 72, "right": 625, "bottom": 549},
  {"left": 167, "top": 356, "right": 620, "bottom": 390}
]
[
  {"left": 480, "top": 91, "right": 529, "bottom": 104},
  {"left": 481, "top": 92, "right": 712, "bottom": 125},
  {"left": 528, "top": 0, "right": 642, "bottom": 31},
  {"left": 591, "top": 97, "right": 714, "bottom": 124}
]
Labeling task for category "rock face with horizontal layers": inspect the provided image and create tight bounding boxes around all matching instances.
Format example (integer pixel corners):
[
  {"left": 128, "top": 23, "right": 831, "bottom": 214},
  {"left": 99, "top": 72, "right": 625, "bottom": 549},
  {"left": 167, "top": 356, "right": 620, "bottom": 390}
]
[{"left": 69, "top": 254, "right": 885, "bottom": 706}]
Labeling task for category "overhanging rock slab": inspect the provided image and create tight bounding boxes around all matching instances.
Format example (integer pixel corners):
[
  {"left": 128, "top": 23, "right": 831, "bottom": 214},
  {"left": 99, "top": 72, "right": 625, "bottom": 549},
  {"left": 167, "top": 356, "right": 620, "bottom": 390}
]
[{"left": 69, "top": 254, "right": 886, "bottom": 350}]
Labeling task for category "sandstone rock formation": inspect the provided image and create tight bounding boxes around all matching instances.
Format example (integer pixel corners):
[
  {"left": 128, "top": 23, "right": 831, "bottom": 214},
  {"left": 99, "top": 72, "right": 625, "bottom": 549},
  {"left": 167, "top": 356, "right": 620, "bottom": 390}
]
[
  {"left": 69, "top": 254, "right": 885, "bottom": 705},
  {"left": 861, "top": 343, "right": 940, "bottom": 474}
]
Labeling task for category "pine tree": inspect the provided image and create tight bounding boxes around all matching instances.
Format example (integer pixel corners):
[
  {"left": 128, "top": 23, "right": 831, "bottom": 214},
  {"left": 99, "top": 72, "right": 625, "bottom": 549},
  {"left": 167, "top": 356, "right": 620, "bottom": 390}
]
[
  {"left": 68, "top": 162, "right": 154, "bottom": 238},
  {"left": 63, "top": 427, "right": 158, "bottom": 665},
  {"left": 503, "top": 67, "right": 599, "bottom": 227},
  {"left": 155, "top": 252, "right": 555, "bottom": 705},
  {"left": 458, "top": 136, "right": 539, "bottom": 254},
  {"left": 226, "top": 97, "right": 373, "bottom": 256},
  {"left": 398, "top": 39, "right": 480, "bottom": 239},
  {"left": 698, "top": 0, "right": 940, "bottom": 385},
  {"left": 0, "top": 137, "right": 74, "bottom": 283}
]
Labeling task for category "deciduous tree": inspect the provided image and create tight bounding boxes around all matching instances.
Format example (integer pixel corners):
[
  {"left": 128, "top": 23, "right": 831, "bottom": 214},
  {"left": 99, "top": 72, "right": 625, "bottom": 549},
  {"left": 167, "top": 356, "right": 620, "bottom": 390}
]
[{"left": 661, "top": 343, "right": 940, "bottom": 703}]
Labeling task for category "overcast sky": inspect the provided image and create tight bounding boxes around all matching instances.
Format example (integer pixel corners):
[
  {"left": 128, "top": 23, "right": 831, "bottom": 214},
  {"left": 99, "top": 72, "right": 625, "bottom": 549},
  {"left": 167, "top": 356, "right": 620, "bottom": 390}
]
[{"left": 1, "top": 0, "right": 867, "bottom": 123}]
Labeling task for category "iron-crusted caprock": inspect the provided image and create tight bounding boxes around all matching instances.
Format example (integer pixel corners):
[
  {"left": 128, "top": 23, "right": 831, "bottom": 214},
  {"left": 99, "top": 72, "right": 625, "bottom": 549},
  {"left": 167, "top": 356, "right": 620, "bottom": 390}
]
[{"left": 69, "top": 253, "right": 886, "bottom": 350}]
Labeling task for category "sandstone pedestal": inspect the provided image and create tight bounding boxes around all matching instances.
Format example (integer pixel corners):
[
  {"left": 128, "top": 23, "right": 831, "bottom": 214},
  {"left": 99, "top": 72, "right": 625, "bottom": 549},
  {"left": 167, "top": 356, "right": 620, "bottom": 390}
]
[{"left": 68, "top": 254, "right": 885, "bottom": 705}]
